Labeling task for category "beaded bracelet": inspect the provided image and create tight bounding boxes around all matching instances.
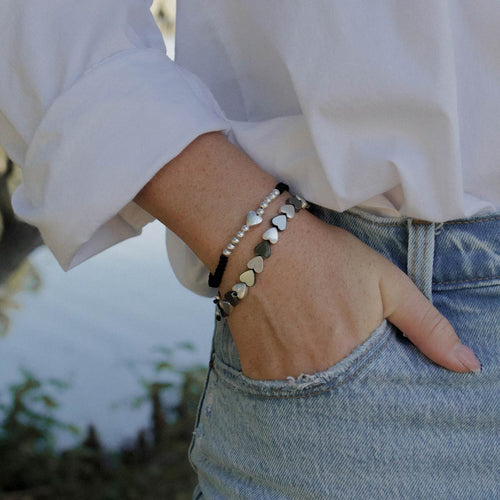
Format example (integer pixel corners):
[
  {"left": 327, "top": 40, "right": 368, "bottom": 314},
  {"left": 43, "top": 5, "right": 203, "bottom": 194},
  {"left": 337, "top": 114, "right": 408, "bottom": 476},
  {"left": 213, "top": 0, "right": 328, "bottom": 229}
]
[
  {"left": 214, "top": 193, "right": 309, "bottom": 320},
  {"left": 208, "top": 182, "right": 289, "bottom": 288}
]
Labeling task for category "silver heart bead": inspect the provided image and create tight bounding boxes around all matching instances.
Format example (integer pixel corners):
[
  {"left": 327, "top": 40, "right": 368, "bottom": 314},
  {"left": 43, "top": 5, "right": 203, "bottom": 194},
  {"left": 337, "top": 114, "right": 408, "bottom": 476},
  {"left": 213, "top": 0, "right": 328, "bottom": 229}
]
[
  {"left": 262, "top": 227, "right": 279, "bottom": 244},
  {"left": 218, "top": 300, "right": 233, "bottom": 318},
  {"left": 280, "top": 204, "right": 295, "bottom": 219},
  {"left": 247, "top": 256, "right": 264, "bottom": 273},
  {"left": 224, "top": 290, "right": 239, "bottom": 306},
  {"left": 246, "top": 210, "right": 263, "bottom": 227},
  {"left": 240, "top": 270, "right": 256, "bottom": 287},
  {"left": 295, "top": 194, "right": 309, "bottom": 209},
  {"left": 287, "top": 196, "right": 302, "bottom": 211},
  {"left": 232, "top": 282, "right": 248, "bottom": 299},
  {"left": 272, "top": 214, "right": 287, "bottom": 231}
]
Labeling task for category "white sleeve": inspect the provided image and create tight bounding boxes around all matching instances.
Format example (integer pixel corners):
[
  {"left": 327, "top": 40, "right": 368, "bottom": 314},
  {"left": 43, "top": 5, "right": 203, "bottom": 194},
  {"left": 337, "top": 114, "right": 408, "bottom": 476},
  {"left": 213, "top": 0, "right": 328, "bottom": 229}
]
[{"left": 0, "top": 0, "right": 230, "bottom": 270}]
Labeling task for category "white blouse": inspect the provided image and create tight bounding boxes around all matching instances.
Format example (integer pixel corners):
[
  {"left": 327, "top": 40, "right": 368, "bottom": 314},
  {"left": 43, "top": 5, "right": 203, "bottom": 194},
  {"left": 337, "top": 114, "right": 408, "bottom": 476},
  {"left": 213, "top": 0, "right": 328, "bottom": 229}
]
[{"left": 1, "top": 1, "right": 499, "bottom": 296}]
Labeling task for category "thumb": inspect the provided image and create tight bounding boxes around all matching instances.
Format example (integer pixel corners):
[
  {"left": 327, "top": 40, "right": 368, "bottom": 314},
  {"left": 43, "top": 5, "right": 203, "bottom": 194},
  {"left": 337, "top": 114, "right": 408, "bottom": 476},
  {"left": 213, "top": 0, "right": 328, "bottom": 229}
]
[{"left": 380, "top": 268, "right": 481, "bottom": 373}]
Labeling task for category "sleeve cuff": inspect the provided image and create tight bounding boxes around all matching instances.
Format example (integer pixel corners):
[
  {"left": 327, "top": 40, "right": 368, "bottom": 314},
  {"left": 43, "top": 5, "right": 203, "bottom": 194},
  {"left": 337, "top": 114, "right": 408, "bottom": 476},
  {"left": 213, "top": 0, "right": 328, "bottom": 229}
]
[{"left": 12, "top": 48, "right": 230, "bottom": 270}]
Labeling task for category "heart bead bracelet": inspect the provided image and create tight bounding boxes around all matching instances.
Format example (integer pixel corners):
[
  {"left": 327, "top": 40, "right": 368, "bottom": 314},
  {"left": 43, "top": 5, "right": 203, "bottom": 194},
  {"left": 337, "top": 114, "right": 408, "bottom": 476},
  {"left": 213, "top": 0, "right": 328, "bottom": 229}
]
[
  {"left": 208, "top": 182, "right": 289, "bottom": 288},
  {"left": 215, "top": 193, "right": 309, "bottom": 320}
]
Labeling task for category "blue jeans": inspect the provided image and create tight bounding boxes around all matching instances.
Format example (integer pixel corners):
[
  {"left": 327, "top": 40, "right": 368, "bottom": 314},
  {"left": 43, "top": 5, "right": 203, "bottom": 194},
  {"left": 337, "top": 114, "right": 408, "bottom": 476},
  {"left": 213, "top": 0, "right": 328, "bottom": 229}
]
[{"left": 190, "top": 206, "right": 500, "bottom": 499}]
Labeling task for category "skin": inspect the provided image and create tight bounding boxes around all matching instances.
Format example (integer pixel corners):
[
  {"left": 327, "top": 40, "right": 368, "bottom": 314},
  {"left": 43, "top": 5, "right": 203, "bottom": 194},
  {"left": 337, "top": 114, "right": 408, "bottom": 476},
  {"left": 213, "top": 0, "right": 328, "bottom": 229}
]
[{"left": 134, "top": 132, "right": 481, "bottom": 380}]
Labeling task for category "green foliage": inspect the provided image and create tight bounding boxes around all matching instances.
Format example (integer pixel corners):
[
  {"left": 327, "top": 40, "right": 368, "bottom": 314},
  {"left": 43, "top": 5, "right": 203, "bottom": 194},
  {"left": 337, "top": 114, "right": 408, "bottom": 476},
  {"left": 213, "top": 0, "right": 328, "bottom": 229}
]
[
  {"left": 0, "top": 348, "right": 207, "bottom": 500},
  {"left": 0, "top": 370, "right": 78, "bottom": 494},
  {"left": 0, "top": 260, "right": 41, "bottom": 336},
  {"left": 0, "top": 149, "right": 43, "bottom": 334}
]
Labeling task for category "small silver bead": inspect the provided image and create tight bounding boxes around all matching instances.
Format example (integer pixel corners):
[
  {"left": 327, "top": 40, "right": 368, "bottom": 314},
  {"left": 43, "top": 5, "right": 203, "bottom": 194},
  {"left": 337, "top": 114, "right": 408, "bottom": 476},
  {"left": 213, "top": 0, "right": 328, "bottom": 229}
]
[
  {"left": 227, "top": 243, "right": 235, "bottom": 251},
  {"left": 256, "top": 208, "right": 265, "bottom": 216},
  {"left": 232, "top": 237, "right": 240, "bottom": 245},
  {"left": 223, "top": 248, "right": 231, "bottom": 256},
  {"left": 260, "top": 201, "right": 269, "bottom": 209},
  {"left": 264, "top": 196, "right": 272, "bottom": 203},
  {"left": 242, "top": 225, "right": 249, "bottom": 232},
  {"left": 295, "top": 194, "right": 309, "bottom": 209},
  {"left": 272, "top": 189, "right": 280, "bottom": 197},
  {"left": 236, "top": 230, "right": 244, "bottom": 238}
]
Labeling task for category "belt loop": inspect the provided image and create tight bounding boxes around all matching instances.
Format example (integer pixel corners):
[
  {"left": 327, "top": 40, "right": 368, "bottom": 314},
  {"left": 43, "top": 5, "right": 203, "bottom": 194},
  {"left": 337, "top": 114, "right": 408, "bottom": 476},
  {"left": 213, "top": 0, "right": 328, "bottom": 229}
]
[{"left": 407, "top": 219, "right": 436, "bottom": 301}]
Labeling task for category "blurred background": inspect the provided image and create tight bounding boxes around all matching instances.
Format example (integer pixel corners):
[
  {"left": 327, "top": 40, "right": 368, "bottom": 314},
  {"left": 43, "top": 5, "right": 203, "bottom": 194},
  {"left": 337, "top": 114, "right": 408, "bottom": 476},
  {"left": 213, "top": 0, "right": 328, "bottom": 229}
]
[{"left": 0, "top": 2, "right": 213, "bottom": 498}]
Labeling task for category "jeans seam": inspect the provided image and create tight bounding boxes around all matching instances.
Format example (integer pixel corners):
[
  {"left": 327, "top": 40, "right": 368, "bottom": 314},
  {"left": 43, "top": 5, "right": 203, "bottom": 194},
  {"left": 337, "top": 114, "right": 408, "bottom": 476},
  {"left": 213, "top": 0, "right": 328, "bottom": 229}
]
[
  {"left": 433, "top": 275, "right": 500, "bottom": 285},
  {"left": 308, "top": 205, "right": 407, "bottom": 227},
  {"left": 421, "top": 224, "right": 429, "bottom": 294},
  {"left": 349, "top": 212, "right": 500, "bottom": 227},
  {"left": 443, "top": 216, "right": 500, "bottom": 225},
  {"left": 188, "top": 355, "right": 214, "bottom": 472},
  {"left": 314, "top": 205, "right": 500, "bottom": 227},
  {"left": 344, "top": 212, "right": 406, "bottom": 227},
  {"left": 411, "top": 229, "right": 417, "bottom": 283}
]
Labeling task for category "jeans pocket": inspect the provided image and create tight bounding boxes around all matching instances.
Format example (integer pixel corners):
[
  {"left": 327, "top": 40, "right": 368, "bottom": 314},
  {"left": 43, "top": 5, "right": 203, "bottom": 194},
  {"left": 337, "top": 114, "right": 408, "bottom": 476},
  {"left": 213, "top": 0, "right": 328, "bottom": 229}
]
[{"left": 212, "top": 319, "right": 393, "bottom": 399}]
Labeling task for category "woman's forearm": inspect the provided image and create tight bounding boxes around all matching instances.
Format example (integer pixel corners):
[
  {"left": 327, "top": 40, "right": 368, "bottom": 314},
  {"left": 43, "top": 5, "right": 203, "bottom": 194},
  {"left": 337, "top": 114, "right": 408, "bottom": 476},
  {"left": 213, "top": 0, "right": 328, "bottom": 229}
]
[{"left": 134, "top": 132, "right": 281, "bottom": 276}]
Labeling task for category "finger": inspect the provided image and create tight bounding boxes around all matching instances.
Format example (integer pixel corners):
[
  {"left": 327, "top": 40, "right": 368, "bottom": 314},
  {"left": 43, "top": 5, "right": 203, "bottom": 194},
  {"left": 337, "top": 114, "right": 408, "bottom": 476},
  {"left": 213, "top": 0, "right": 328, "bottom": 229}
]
[{"left": 380, "top": 269, "right": 481, "bottom": 373}]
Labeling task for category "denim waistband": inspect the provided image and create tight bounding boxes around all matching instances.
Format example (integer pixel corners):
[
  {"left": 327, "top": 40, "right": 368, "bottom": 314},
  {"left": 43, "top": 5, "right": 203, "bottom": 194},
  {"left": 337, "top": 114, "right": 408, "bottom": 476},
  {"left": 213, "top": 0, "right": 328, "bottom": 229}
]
[{"left": 307, "top": 204, "right": 500, "bottom": 296}]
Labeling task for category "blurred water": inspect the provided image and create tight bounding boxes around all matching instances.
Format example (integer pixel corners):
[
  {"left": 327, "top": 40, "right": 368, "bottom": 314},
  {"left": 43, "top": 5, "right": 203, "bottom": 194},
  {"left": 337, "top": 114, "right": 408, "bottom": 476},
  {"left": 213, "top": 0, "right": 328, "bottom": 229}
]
[{"left": 0, "top": 221, "right": 214, "bottom": 448}]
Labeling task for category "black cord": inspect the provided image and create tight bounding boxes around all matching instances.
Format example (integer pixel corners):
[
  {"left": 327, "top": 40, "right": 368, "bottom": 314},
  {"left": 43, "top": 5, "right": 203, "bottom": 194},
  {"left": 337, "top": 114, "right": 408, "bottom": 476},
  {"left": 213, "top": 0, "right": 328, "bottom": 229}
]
[
  {"left": 275, "top": 182, "right": 289, "bottom": 194},
  {"left": 208, "top": 254, "right": 228, "bottom": 288}
]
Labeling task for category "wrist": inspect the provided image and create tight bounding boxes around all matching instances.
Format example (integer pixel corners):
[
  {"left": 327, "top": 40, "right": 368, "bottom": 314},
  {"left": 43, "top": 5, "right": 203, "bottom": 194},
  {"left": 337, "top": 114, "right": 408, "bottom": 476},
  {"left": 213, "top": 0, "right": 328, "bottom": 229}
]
[
  {"left": 134, "top": 132, "right": 278, "bottom": 271},
  {"left": 217, "top": 192, "right": 317, "bottom": 321},
  {"left": 217, "top": 190, "right": 291, "bottom": 293}
]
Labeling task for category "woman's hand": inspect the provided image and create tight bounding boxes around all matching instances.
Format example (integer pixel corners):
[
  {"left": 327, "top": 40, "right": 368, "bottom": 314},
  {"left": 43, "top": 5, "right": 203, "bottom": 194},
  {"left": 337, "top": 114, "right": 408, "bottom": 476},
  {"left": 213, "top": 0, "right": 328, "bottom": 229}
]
[
  {"left": 134, "top": 132, "right": 480, "bottom": 381},
  {"left": 221, "top": 207, "right": 481, "bottom": 380}
]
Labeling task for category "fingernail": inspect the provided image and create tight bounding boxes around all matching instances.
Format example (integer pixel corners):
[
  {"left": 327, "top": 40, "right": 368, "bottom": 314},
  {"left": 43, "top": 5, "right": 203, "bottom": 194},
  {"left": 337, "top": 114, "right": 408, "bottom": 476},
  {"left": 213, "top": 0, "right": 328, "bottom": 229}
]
[{"left": 453, "top": 344, "right": 482, "bottom": 374}]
